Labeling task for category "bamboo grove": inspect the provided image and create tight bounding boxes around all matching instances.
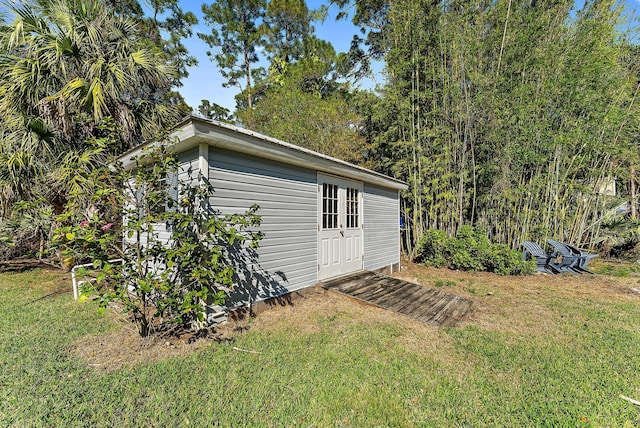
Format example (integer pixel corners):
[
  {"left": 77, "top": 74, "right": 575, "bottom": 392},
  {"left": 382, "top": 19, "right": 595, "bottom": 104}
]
[{"left": 343, "top": 0, "right": 640, "bottom": 253}]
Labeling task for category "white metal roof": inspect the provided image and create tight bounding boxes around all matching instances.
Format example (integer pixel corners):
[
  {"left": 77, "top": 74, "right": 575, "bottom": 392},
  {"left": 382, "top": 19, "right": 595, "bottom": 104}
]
[{"left": 117, "top": 115, "right": 408, "bottom": 191}]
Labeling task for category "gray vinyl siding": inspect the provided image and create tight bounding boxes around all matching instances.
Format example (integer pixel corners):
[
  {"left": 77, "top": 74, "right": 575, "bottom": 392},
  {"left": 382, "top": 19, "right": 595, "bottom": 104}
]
[
  {"left": 123, "top": 147, "right": 199, "bottom": 246},
  {"left": 151, "top": 148, "right": 199, "bottom": 243},
  {"left": 177, "top": 147, "right": 200, "bottom": 185},
  {"left": 363, "top": 184, "right": 400, "bottom": 271},
  {"left": 208, "top": 147, "right": 318, "bottom": 304}
]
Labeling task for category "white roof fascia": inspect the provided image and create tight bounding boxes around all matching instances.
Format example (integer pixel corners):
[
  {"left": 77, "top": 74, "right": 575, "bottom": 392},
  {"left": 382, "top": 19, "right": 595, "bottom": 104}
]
[
  {"left": 190, "top": 119, "right": 407, "bottom": 190},
  {"left": 117, "top": 116, "right": 408, "bottom": 191},
  {"left": 117, "top": 121, "right": 198, "bottom": 170}
]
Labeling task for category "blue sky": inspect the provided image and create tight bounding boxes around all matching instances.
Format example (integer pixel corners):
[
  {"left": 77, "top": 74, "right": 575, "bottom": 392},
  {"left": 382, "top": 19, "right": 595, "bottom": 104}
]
[{"left": 178, "top": 0, "right": 379, "bottom": 113}]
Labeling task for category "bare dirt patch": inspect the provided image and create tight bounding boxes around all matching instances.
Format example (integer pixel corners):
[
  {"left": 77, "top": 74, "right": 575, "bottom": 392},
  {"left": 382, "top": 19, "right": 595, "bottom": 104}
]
[
  {"left": 247, "top": 286, "right": 468, "bottom": 368},
  {"left": 73, "top": 330, "right": 201, "bottom": 372},
  {"left": 70, "top": 307, "right": 250, "bottom": 372}
]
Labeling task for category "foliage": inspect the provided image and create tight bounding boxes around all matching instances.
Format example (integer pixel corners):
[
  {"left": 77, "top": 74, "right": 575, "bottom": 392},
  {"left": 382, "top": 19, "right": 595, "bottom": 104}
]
[
  {"left": 54, "top": 143, "right": 262, "bottom": 337},
  {"left": 416, "top": 226, "right": 535, "bottom": 275},
  {"left": 262, "top": 0, "right": 327, "bottom": 65},
  {"left": 109, "top": 0, "right": 199, "bottom": 108},
  {"left": 0, "top": 0, "right": 179, "bottom": 152},
  {"left": 221, "top": 0, "right": 369, "bottom": 165},
  {"left": 596, "top": 216, "right": 640, "bottom": 258},
  {"left": 197, "top": 99, "right": 233, "bottom": 122},
  {"left": 334, "top": 0, "right": 640, "bottom": 254},
  {"left": 414, "top": 229, "right": 448, "bottom": 268},
  {"left": 0, "top": 0, "right": 183, "bottom": 258},
  {"left": 0, "top": 202, "right": 52, "bottom": 261},
  {"left": 238, "top": 86, "right": 370, "bottom": 165},
  {"left": 198, "top": 0, "right": 365, "bottom": 162}
]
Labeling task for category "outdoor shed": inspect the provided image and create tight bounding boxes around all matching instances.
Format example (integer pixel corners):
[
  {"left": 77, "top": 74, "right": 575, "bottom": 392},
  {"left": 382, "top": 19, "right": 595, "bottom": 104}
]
[{"left": 118, "top": 115, "right": 407, "bottom": 314}]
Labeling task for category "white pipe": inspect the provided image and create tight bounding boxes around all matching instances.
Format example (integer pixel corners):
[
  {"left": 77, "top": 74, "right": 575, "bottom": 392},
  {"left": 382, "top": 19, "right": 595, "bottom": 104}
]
[{"left": 71, "top": 259, "right": 122, "bottom": 300}]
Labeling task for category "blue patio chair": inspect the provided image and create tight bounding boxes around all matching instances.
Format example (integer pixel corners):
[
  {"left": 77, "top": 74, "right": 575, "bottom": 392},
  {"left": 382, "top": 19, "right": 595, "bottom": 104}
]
[
  {"left": 521, "top": 241, "right": 562, "bottom": 274},
  {"left": 563, "top": 241, "right": 598, "bottom": 273},
  {"left": 547, "top": 239, "right": 592, "bottom": 274}
]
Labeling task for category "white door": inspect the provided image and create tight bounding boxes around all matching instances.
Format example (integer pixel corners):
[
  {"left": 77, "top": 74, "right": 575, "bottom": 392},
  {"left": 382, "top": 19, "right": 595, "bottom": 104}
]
[{"left": 318, "top": 174, "right": 363, "bottom": 280}]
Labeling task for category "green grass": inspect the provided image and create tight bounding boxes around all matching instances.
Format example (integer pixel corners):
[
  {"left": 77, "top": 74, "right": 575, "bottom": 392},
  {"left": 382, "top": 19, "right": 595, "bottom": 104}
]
[
  {"left": 434, "top": 279, "right": 456, "bottom": 288},
  {"left": 592, "top": 260, "right": 640, "bottom": 277},
  {"left": 1, "top": 269, "right": 640, "bottom": 426}
]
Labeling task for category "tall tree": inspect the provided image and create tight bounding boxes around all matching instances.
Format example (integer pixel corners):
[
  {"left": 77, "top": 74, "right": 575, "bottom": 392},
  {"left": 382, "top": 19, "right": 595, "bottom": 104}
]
[
  {"left": 238, "top": 85, "right": 370, "bottom": 165},
  {"left": 0, "top": 0, "right": 179, "bottom": 216},
  {"left": 148, "top": 0, "right": 199, "bottom": 80},
  {"left": 198, "top": 99, "right": 232, "bottom": 122},
  {"left": 330, "top": 0, "right": 389, "bottom": 77},
  {"left": 335, "top": 0, "right": 640, "bottom": 252},
  {"left": 237, "top": 6, "right": 367, "bottom": 165},
  {"left": 199, "top": 0, "right": 266, "bottom": 109},
  {"left": 262, "top": 0, "right": 327, "bottom": 67}
]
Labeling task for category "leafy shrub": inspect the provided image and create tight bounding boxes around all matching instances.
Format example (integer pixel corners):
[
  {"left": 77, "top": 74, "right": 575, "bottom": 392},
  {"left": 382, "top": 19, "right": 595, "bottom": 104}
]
[
  {"left": 54, "top": 140, "right": 262, "bottom": 337},
  {"left": 415, "top": 229, "right": 448, "bottom": 268},
  {"left": 0, "top": 203, "right": 53, "bottom": 261},
  {"left": 486, "top": 243, "right": 534, "bottom": 275},
  {"left": 448, "top": 225, "right": 487, "bottom": 271},
  {"left": 416, "top": 227, "right": 535, "bottom": 275}
]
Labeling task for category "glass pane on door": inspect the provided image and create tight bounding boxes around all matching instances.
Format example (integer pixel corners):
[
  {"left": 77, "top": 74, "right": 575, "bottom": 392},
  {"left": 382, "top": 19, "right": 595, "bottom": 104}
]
[
  {"left": 346, "top": 187, "right": 359, "bottom": 228},
  {"left": 322, "top": 183, "right": 339, "bottom": 229}
]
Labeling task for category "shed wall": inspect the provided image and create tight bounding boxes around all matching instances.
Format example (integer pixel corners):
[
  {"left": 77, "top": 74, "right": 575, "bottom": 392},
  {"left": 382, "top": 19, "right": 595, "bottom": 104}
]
[
  {"left": 154, "top": 147, "right": 200, "bottom": 242},
  {"left": 363, "top": 184, "right": 400, "bottom": 271},
  {"left": 208, "top": 147, "right": 318, "bottom": 303},
  {"left": 123, "top": 147, "right": 199, "bottom": 246},
  {"left": 178, "top": 147, "right": 200, "bottom": 183},
  {"left": 154, "top": 147, "right": 199, "bottom": 240}
]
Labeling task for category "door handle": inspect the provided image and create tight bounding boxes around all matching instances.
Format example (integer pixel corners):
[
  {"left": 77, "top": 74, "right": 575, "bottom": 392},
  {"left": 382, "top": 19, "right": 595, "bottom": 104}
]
[{"left": 340, "top": 230, "right": 344, "bottom": 237}]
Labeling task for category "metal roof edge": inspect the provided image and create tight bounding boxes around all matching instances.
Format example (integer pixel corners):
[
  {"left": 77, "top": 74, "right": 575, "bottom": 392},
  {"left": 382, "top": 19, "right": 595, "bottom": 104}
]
[{"left": 118, "top": 115, "right": 408, "bottom": 190}]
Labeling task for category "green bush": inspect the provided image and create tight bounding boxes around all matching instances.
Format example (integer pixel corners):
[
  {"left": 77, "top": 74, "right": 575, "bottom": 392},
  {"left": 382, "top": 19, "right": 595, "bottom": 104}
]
[
  {"left": 54, "top": 141, "right": 263, "bottom": 337},
  {"left": 416, "top": 229, "right": 448, "bottom": 268},
  {"left": 416, "top": 227, "right": 535, "bottom": 275}
]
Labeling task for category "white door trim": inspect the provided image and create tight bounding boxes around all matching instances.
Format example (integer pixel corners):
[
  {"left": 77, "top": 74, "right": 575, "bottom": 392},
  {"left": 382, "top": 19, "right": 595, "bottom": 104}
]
[{"left": 318, "top": 173, "right": 364, "bottom": 281}]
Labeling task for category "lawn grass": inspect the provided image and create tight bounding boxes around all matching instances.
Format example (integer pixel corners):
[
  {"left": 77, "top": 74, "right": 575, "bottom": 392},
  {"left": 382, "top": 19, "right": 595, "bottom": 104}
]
[
  {"left": 1, "top": 267, "right": 640, "bottom": 426},
  {"left": 592, "top": 260, "right": 640, "bottom": 277}
]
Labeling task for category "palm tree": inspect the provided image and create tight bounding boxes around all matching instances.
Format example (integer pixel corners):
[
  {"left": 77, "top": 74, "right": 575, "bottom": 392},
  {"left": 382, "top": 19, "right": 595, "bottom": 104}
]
[{"left": 0, "top": 0, "right": 180, "bottom": 216}]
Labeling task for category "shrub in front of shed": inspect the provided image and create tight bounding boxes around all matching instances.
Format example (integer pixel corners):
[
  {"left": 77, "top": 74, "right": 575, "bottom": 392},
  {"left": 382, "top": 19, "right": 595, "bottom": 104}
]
[{"left": 55, "top": 137, "right": 262, "bottom": 337}]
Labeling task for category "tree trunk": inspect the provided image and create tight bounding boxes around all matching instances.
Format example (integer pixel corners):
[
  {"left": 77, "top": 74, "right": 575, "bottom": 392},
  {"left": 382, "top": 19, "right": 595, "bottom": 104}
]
[
  {"left": 631, "top": 166, "right": 637, "bottom": 219},
  {"left": 244, "top": 45, "right": 253, "bottom": 110}
]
